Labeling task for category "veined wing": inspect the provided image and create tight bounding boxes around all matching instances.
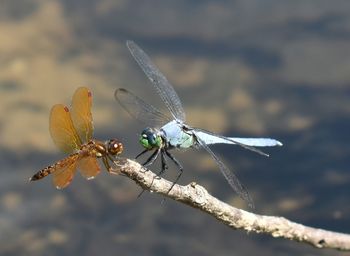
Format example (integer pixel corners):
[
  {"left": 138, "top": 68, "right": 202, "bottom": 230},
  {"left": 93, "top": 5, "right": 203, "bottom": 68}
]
[
  {"left": 52, "top": 153, "right": 79, "bottom": 189},
  {"left": 195, "top": 131, "right": 282, "bottom": 147},
  {"left": 115, "top": 88, "right": 171, "bottom": 127},
  {"left": 194, "top": 131, "right": 254, "bottom": 209},
  {"left": 126, "top": 40, "right": 186, "bottom": 122},
  {"left": 50, "top": 104, "right": 82, "bottom": 154},
  {"left": 77, "top": 155, "right": 101, "bottom": 180},
  {"left": 194, "top": 128, "right": 271, "bottom": 157},
  {"left": 71, "top": 87, "right": 93, "bottom": 143}
]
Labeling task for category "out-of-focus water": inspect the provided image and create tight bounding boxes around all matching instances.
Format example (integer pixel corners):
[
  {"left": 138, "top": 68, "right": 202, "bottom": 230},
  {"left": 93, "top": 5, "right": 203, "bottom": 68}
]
[{"left": 0, "top": 1, "right": 349, "bottom": 255}]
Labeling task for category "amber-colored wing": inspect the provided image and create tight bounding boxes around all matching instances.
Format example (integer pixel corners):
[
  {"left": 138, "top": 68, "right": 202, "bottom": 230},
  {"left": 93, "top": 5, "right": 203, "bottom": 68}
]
[
  {"left": 71, "top": 87, "right": 93, "bottom": 143},
  {"left": 50, "top": 104, "right": 82, "bottom": 153},
  {"left": 77, "top": 156, "right": 101, "bottom": 180},
  {"left": 52, "top": 154, "right": 79, "bottom": 189}
]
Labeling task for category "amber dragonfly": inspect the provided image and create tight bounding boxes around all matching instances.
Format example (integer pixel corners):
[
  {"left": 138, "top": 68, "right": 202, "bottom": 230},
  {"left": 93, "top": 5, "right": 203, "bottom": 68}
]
[{"left": 30, "top": 87, "right": 123, "bottom": 189}]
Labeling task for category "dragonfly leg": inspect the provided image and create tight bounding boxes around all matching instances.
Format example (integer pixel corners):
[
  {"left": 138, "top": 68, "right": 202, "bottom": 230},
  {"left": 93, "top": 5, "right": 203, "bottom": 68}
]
[
  {"left": 159, "top": 149, "right": 168, "bottom": 177},
  {"left": 135, "top": 149, "right": 149, "bottom": 159},
  {"left": 104, "top": 155, "right": 126, "bottom": 176},
  {"left": 102, "top": 156, "right": 112, "bottom": 172},
  {"left": 142, "top": 148, "right": 161, "bottom": 167},
  {"left": 159, "top": 150, "right": 171, "bottom": 204},
  {"left": 138, "top": 150, "right": 169, "bottom": 199},
  {"left": 164, "top": 150, "right": 184, "bottom": 194}
]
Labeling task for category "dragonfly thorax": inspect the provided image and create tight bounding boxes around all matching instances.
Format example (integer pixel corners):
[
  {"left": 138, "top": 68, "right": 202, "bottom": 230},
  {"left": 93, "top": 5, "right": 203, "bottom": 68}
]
[
  {"left": 160, "top": 120, "right": 195, "bottom": 149},
  {"left": 85, "top": 140, "right": 106, "bottom": 158},
  {"left": 140, "top": 127, "right": 163, "bottom": 150}
]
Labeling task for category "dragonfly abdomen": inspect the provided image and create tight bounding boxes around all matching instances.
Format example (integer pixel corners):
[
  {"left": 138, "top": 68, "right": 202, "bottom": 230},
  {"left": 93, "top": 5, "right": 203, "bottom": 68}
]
[
  {"left": 30, "top": 166, "right": 53, "bottom": 180},
  {"left": 30, "top": 153, "right": 80, "bottom": 181}
]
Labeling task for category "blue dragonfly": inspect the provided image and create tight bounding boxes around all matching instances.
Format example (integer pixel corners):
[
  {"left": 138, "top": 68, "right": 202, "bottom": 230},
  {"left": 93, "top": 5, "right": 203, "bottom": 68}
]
[{"left": 115, "top": 41, "right": 282, "bottom": 208}]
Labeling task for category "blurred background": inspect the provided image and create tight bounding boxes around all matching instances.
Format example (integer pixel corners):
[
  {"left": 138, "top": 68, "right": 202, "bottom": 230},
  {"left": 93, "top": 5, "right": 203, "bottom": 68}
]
[{"left": 1, "top": 0, "right": 349, "bottom": 255}]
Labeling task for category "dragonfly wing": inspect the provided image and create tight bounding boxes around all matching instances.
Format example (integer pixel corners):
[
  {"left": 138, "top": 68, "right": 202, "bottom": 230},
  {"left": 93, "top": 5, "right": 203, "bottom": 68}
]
[
  {"left": 50, "top": 104, "right": 82, "bottom": 153},
  {"left": 126, "top": 40, "right": 186, "bottom": 122},
  {"left": 195, "top": 131, "right": 282, "bottom": 147},
  {"left": 77, "top": 155, "right": 101, "bottom": 180},
  {"left": 115, "top": 88, "right": 170, "bottom": 127},
  {"left": 71, "top": 87, "right": 93, "bottom": 143},
  {"left": 194, "top": 131, "right": 254, "bottom": 209},
  {"left": 52, "top": 153, "right": 79, "bottom": 189},
  {"left": 194, "top": 128, "right": 270, "bottom": 157}
]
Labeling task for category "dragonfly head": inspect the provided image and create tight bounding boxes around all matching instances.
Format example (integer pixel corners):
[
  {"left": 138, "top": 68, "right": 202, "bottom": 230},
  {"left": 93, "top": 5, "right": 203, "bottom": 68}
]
[
  {"left": 140, "top": 128, "right": 163, "bottom": 150},
  {"left": 106, "top": 139, "right": 124, "bottom": 156}
]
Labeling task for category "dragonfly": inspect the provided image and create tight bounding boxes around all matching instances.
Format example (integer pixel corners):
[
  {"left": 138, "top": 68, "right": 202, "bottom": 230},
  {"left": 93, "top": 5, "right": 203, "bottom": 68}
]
[
  {"left": 30, "top": 87, "right": 124, "bottom": 189},
  {"left": 115, "top": 41, "right": 282, "bottom": 208}
]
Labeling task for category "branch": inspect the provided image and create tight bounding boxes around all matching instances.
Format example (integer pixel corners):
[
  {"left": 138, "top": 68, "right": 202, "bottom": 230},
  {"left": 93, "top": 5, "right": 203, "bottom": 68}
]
[{"left": 112, "top": 159, "right": 350, "bottom": 251}]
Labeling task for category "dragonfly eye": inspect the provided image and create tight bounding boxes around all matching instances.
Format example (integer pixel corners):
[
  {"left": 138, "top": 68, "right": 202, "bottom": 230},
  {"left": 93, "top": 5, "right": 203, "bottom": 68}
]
[
  {"left": 107, "top": 139, "right": 123, "bottom": 155},
  {"left": 140, "top": 128, "right": 162, "bottom": 149}
]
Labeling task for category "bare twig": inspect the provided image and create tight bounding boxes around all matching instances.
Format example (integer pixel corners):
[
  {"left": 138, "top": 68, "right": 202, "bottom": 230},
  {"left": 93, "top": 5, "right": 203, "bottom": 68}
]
[{"left": 112, "top": 158, "right": 350, "bottom": 251}]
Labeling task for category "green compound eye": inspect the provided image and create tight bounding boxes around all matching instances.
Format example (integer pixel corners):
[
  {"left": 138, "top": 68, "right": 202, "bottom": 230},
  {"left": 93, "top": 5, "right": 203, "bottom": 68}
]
[
  {"left": 140, "top": 136, "right": 152, "bottom": 149},
  {"left": 139, "top": 128, "right": 162, "bottom": 149}
]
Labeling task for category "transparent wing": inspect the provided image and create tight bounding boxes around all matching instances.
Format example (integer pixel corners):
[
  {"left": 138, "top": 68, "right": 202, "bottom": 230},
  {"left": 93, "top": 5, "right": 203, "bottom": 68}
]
[
  {"left": 195, "top": 131, "right": 283, "bottom": 147},
  {"left": 194, "top": 131, "right": 254, "bottom": 209},
  {"left": 50, "top": 104, "right": 82, "bottom": 154},
  {"left": 115, "top": 88, "right": 171, "bottom": 127},
  {"left": 71, "top": 87, "right": 93, "bottom": 143},
  {"left": 77, "top": 155, "right": 101, "bottom": 180},
  {"left": 126, "top": 40, "right": 186, "bottom": 122},
  {"left": 194, "top": 128, "right": 270, "bottom": 157}
]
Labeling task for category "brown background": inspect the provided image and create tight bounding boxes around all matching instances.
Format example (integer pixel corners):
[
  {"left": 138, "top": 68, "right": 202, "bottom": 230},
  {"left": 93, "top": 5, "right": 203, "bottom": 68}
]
[{"left": 0, "top": 0, "right": 349, "bottom": 255}]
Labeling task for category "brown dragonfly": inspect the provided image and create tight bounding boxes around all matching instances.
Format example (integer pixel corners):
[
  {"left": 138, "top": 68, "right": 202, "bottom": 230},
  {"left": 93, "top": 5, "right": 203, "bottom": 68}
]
[{"left": 30, "top": 87, "right": 123, "bottom": 189}]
